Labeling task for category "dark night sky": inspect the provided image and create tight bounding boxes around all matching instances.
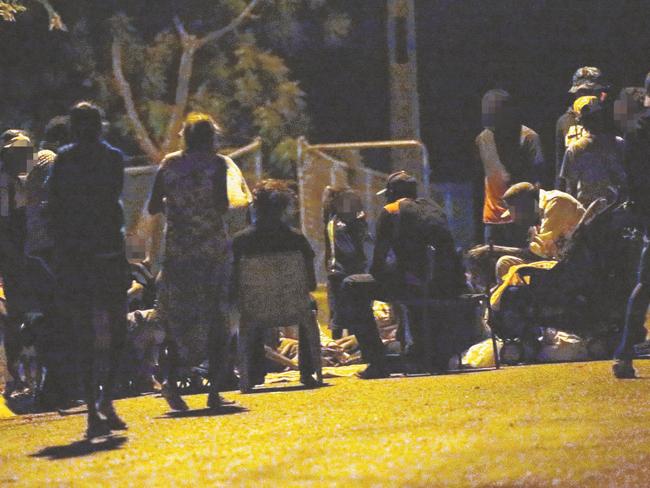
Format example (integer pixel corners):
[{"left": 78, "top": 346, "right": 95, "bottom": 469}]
[
  {"left": 293, "top": 0, "right": 650, "bottom": 183},
  {"left": 1, "top": 0, "right": 649, "bottom": 184}
]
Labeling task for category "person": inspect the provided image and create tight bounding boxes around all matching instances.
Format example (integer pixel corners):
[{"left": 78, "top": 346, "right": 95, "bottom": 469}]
[
  {"left": 612, "top": 72, "right": 650, "bottom": 379},
  {"left": 23, "top": 117, "right": 77, "bottom": 410},
  {"left": 555, "top": 66, "right": 610, "bottom": 186},
  {"left": 476, "top": 89, "right": 545, "bottom": 246},
  {"left": 559, "top": 96, "right": 627, "bottom": 207},
  {"left": 0, "top": 131, "right": 31, "bottom": 394},
  {"left": 48, "top": 102, "right": 129, "bottom": 438},
  {"left": 25, "top": 116, "right": 69, "bottom": 259},
  {"left": 340, "top": 171, "right": 466, "bottom": 379},
  {"left": 231, "top": 179, "right": 318, "bottom": 387},
  {"left": 322, "top": 186, "right": 368, "bottom": 340},
  {"left": 148, "top": 112, "right": 232, "bottom": 411},
  {"left": 492, "top": 182, "right": 585, "bottom": 283}
]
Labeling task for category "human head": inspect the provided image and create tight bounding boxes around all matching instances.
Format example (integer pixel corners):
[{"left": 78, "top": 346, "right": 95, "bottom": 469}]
[
  {"left": 614, "top": 87, "right": 646, "bottom": 134},
  {"left": 377, "top": 170, "right": 417, "bottom": 204},
  {"left": 182, "top": 112, "right": 222, "bottom": 152},
  {"left": 574, "top": 95, "right": 605, "bottom": 133},
  {"left": 322, "top": 185, "right": 363, "bottom": 222},
  {"left": 42, "top": 115, "right": 70, "bottom": 151},
  {"left": 252, "top": 179, "right": 295, "bottom": 223},
  {"left": 481, "top": 89, "right": 519, "bottom": 134},
  {"left": 569, "top": 66, "right": 609, "bottom": 101},
  {"left": 1, "top": 130, "right": 33, "bottom": 176},
  {"left": 501, "top": 182, "right": 539, "bottom": 227},
  {"left": 70, "top": 101, "right": 103, "bottom": 143}
]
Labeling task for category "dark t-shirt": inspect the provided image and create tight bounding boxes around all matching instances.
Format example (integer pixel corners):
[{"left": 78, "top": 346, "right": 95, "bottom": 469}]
[
  {"left": 370, "top": 197, "right": 465, "bottom": 297},
  {"left": 555, "top": 109, "right": 585, "bottom": 186},
  {"left": 232, "top": 221, "right": 316, "bottom": 291},
  {"left": 324, "top": 215, "right": 367, "bottom": 277},
  {"left": 48, "top": 141, "right": 125, "bottom": 254},
  {"left": 625, "top": 109, "right": 650, "bottom": 222}
]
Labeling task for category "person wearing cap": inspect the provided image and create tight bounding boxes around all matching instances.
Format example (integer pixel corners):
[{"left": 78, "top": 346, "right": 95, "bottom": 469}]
[
  {"left": 558, "top": 95, "right": 627, "bottom": 207},
  {"left": 612, "top": 72, "right": 650, "bottom": 379},
  {"left": 493, "top": 182, "right": 585, "bottom": 283},
  {"left": 340, "top": 171, "right": 465, "bottom": 379},
  {"left": 555, "top": 66, "right": 610, "bottom": 186},
  {"left": 48, "top": 101, "right": 129, "bottom": 438},
  {"left": 476, "top": 89, "right": 545, "bottom": 248}
]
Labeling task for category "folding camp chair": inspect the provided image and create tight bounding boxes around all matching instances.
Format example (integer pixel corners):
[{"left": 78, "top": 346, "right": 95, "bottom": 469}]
[{"left": 236, "top": 251, "right": 323, "bottom": 393}]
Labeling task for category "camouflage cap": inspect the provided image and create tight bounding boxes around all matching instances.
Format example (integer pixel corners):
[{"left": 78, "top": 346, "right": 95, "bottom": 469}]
[{"left": 569, "top": 66, "right": 608, "bottom": 94}]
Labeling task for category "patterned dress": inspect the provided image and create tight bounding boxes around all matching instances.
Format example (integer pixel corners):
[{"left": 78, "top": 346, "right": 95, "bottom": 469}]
[{"left": 151, "top": 150, "right": 229, "bottom": 370}]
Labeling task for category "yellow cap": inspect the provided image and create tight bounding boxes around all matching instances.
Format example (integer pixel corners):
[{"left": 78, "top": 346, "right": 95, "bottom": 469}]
[{"left": 573, "top": 95, "right": 598, "bottom": 115}]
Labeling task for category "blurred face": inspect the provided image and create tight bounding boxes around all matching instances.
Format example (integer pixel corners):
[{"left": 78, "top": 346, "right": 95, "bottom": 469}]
[{"left": 1, "top": 146, "right": 35, "bottom": 176}]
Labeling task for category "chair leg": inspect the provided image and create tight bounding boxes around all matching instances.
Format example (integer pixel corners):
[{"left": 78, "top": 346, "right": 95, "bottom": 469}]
[
  {"left": 484, "top": 300, "right": 501, "bottom": 370},
  {"left": 299, "top": 315, "right": 322, "bottom": 385},
  {"left": 237, "top": 324, "right": 252, "bottom": 393},
  {"left": 310, "top": 315, "right": 323, "bottom": 384}
]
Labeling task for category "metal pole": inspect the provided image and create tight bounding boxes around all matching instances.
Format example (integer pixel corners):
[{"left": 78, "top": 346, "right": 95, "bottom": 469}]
[
  {"left": 254, "top": 137, "right": 263, "bottom": 181},
  {"left": 297, "top": 137, "right": 307, "bottom": 236}
]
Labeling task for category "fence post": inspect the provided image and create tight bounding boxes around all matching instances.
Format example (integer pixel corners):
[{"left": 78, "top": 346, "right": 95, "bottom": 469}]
[
  {"left": 297, "top": 136, "right": 307, "bottom": 236},
  {"left": 254, "top": 136, "right": 263, "bottom": 181}
]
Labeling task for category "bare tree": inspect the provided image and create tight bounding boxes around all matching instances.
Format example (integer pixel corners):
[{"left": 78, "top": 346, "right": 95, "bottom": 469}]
[{"left": 111, "top": 0, "right": 262, "bottom": 164}]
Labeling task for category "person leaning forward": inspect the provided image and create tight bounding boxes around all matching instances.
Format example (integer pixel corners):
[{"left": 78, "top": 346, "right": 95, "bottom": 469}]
[{"left": 340, "top": 171, "right": 466, "bottom": 379}]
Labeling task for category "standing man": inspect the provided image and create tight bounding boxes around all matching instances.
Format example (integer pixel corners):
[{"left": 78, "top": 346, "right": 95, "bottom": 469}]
[
  {"left": 612, "top": 72, "right": 650, "bottom": 379},
  {"left": 555, "top": 67, "right": 610, "bottom": 186},
  {"left": 559, "top": 96, "right": 627, "bottom": 207},
  {"left": 476, "top": 89, "right": 545, "bottom": 246},
  {"left": 0, "top": 131, "right": 31, "bottom": 394},
  {"left": 48, "top": 102, "right": 129, "bottom": 438}
]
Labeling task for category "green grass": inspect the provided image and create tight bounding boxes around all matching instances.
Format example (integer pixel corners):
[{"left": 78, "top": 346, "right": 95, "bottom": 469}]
[{"left": 2, "top": 361, "right": 650, "bottom": 486}]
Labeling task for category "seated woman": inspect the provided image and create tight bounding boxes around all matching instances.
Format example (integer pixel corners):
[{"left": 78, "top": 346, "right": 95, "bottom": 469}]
[{"left": 231, "top": 179, "right": 318, "bottom": 387}]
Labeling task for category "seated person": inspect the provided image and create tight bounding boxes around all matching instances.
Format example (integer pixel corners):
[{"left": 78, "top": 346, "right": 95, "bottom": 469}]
[
  {"left": 492, "top": 182, "right": 585, "bottom": 284},
  {"left": 322, "top": 186, "right": 368, "bottom": 340},
  {"left": 341, "top": 171, "right": 466, "bottom": 379},
  {"left": 231, "top": 179, "right": 318, "bottom": 386}
]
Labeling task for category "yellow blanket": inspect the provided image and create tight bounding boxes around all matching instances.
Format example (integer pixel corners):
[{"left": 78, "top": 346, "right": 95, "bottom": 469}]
[{"left": 490, "top": 260, "right": 557, "bottom": 311}]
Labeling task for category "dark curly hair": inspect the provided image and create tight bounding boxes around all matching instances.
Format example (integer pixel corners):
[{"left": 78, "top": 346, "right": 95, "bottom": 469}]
[{"left": 253, "top": 179, "right": 296, "bottom": 219}]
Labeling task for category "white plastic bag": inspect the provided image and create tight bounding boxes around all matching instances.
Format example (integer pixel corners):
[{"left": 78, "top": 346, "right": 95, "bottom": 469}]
[{"left": 461, "top": 338, "right": 503, "bottom": 368}]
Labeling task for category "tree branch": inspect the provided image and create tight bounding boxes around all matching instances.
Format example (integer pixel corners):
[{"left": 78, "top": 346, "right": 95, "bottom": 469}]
[
  {"left": 196, "top": 0, "right": 262, "bottom": 48},
  {"left": 161, "top": 16, "right": 198, "bottom": 154},
  {"left": 112, "top": 38, "right": 162, "bottom": 163},
  {"left": 161, "top": 1, "right": 263, "bottom": 153},
  {"left": 35, "top": 0, "right": 66, "bottom": 31}
]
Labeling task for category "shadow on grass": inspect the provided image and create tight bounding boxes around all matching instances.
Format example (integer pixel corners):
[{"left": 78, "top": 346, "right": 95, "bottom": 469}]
[
  {"left": 243, "top": 382, "right": 331, "bottom": 395},
  {"left": 158, "top": 404, "right": 248, "bottom": 419},
  {"left": 31, "top": 436, "right": 127, "bottom": 460}
]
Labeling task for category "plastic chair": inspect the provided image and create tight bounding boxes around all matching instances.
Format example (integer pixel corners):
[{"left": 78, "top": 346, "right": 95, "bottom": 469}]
[{"left": 236, "top": 251, "right": 323, "bottom": 392}]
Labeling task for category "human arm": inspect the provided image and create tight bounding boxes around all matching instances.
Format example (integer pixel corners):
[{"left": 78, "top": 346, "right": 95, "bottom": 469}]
[
  {"left": 558, "top": 148, "right": 576, "bottom": 196},
  {"left": 529, "top": 195, "right": 584, "bottom": 259},
  {"left": 554, "top": 116, "right": 567, "bottom": 188},
  {"left": 369, "top": 208, "right": 394, "bottom": 278},
  {"left": 524, "top": 131, "right": 545, "bottom": 186}
]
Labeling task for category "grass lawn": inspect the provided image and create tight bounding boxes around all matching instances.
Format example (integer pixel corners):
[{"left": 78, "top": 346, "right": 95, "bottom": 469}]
[{"left": 1, "top": 360, "right": 650, "bottom": 486}]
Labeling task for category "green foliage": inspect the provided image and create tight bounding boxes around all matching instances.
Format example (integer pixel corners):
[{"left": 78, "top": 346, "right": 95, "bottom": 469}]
[
  {"left": 2, "top": 1, "right": 350, "bottom": 174},
  {"left": 0, "top": 2, "right": 26, "bottom": 22}
]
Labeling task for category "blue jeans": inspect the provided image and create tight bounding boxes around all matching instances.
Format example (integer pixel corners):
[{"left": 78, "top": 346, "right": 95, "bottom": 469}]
[{"left": 614, "top": 228, "right": 650, "bottom": 360}]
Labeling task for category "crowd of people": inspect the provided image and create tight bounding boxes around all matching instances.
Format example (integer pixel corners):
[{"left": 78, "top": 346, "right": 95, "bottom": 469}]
[{"left": 0, "top": 66, "right": 648, "bottom": 440}]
